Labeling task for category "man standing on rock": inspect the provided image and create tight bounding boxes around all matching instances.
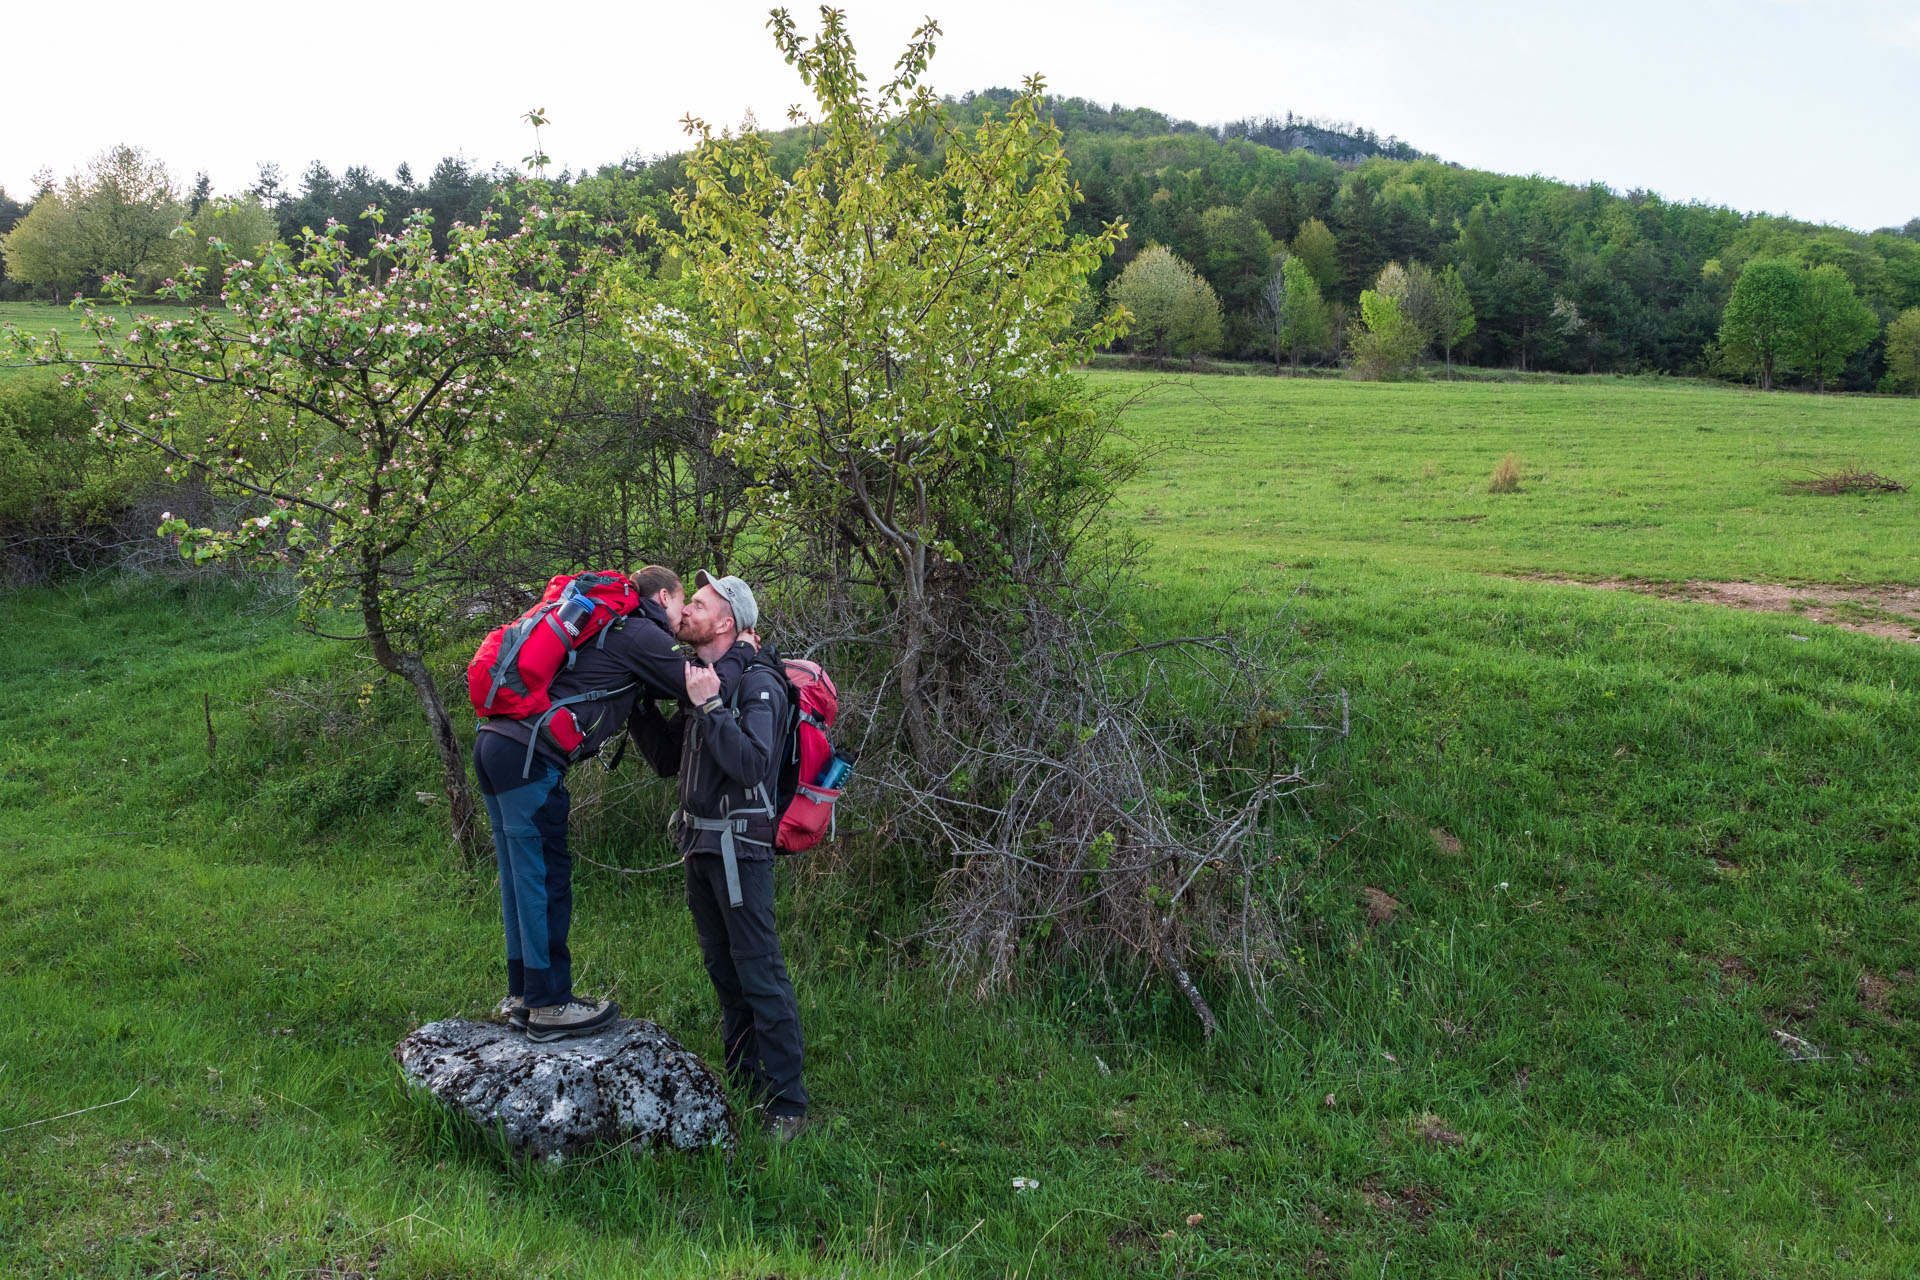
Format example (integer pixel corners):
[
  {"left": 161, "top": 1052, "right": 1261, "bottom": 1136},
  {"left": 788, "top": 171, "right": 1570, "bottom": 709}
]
[
  {"left": 474, "top": 565, "right": 746, "bottom": 1043},
  {"left": 630, "top": 571, "right": 810, "bottom": 1139}
]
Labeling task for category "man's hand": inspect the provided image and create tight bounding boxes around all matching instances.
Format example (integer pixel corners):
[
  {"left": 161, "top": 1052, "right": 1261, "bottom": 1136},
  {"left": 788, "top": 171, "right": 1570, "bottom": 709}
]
[
  {"left": 685, "top": 661, "right": 722, "bottom": 707},
  {"left": 739, "top": 627, "right": 761, "bottom": 650}
]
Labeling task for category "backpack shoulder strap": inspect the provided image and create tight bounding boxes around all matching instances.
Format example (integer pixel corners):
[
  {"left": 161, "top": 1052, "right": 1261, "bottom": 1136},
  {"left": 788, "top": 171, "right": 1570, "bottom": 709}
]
[{"left": 727, "top": 647, "right": 792, "bottom": 710}]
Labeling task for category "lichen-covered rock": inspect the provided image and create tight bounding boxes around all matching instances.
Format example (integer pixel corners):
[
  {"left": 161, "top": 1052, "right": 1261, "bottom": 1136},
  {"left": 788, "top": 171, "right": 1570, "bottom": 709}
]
[{"left": 393, "top": 1017, "right": 735, "bottom": 1161}]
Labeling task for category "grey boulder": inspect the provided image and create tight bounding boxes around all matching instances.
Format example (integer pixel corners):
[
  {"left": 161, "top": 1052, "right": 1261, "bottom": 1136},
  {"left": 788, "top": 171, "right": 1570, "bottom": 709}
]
[{"left": 394, "top": 1017, "right": 735, "bottom": 1161}]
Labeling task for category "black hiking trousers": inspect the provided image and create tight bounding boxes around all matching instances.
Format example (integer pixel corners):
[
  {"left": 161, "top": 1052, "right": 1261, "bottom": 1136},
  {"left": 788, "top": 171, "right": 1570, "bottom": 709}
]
[{"left": 685, "top": 853, "right": 808, "bottom": 1117}]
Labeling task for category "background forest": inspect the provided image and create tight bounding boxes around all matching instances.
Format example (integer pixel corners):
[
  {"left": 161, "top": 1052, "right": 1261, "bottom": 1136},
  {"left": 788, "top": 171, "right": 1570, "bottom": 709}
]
[{"left": 5, "top": 94, "right": 1919, "bottom": 390}]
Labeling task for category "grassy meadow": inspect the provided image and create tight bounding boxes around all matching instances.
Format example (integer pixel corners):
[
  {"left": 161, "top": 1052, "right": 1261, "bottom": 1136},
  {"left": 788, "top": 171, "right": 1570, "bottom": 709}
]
[
  {"left": 2, "top": 374, "right": 1918, "bottom": 1277},
  {"left": 0, "top": 300, "right": 199, "bottom": 380},
  {"left": 0, "top": 300, "right": 84, "bottom": 327},
  {"left": 0, "top": 299, "right": 119, "bottom": 340},
  {"left": 1097, "top": 372, "right": 1920, "bottom": 583}
]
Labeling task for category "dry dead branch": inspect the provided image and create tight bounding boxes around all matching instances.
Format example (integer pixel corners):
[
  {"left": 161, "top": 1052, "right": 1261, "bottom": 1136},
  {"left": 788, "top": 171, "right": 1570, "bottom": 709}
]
[
  {"left": 1783, "top": 467, "right": 1907, "bottom": 496},
  {"left": 765, "top": 545, "right": 1340, "bottom": 1038}
]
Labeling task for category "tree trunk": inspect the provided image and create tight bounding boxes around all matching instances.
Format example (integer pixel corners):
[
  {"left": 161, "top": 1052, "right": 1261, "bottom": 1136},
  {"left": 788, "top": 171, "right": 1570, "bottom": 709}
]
[
  {"left": 395, "top": 652, "right": 481, "bottom": 861},
  {"left": 895, "top": 543, "right": 937, "bottom": 762},
  {"left": 360, "top": 560, "right": 480, "bottom": 862}
]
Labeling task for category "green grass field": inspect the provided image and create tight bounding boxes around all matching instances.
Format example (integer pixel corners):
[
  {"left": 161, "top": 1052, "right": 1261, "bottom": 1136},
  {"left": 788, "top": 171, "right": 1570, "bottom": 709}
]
[
  {"left": 2, "top": 375, "right": 1917, "bottom": 1277},
  {"left": 1, "top": 299, "right": 118, "bottom": 339},
  {"left": 0, "top": 300, "right": 204, "bottom": 381},
  {"left": 1096, "top": 373, "right": 1920, "bottom": 584},
  {"left": 0, "top": 301, "right": 79, "bottom": 325}
]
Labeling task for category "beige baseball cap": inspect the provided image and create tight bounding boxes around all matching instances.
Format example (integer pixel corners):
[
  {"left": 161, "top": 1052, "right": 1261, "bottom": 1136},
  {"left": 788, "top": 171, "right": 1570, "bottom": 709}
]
[{"left": 693, "top": 570, "right": 758, "bottom": 632}]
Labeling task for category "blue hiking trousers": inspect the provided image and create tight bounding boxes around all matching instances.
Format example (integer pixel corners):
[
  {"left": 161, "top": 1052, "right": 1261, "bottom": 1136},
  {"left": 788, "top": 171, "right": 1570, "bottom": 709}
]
[{"left": 473, "top": 731, "right": 574, "bottom": 1008}]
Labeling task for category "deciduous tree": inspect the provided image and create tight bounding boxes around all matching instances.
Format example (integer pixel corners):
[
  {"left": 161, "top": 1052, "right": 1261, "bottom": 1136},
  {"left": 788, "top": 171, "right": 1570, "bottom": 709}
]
[
  {"left": 627, "top": 17, "right": 1318, "bottom": 1034},
  {"left": 1107, "top": 245, "right": 1220, "bottom": 358},
  {"left": 1792, "top": 263, "right": 1878, "bottom": 392},
  {"left": 1276, "top": 253, "right": 1330, "bottom": 372},
  {"left": 1431, "top": 264, "right": 1475, "bottom": 378},
  {"left": 1398, "top": 261, "right": 1446, "bottom": 359},
  {"left": 175, "top": 196, "right": 280, "bottom": 286},
  {"left": 1884, "top": 307, "right": 1920, "bottom": 393},
  {"left": 1171, "top": 267, "right": 1225, "bottom": 357},
  {"left": 1289, "top": 217, "right": 1340, "bottom": 294},
  {"left": 1348, "top": 281, "right": 1421, "bottom": 380},
  {"left": 4, "top": 200, "right": 605, "bottom": 857},
  {"left": 1371, "top": 261, "right": 1441, "bottom": 365},
  {"left": 1718, "top": 257, "right": 1804, "bottom": 391},
  {"left": 0, "top": 146, "right": 187, "bottom": 292},
  {"left": 1255, "top": 259, "right": 1289, "bottom": 366},
  {"left": 67, "top": 145, "right": 186, "bottom": 286},
  {"left": 624, "top": 9, "right": 1125, "bottom": 753},
  {"left": 0, "top": 194, "right": 85, "bottom": 293}
]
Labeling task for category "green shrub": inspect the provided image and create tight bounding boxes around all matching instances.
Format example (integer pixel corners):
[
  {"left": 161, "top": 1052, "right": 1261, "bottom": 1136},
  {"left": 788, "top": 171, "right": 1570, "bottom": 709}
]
[{"left": 0, "top": 377, "right": 168, "bottom": 580}]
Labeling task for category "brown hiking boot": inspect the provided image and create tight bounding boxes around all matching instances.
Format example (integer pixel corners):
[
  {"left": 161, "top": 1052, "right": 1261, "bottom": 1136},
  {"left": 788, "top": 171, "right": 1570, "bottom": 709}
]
[
  {"left": 524, "top": 997, "right": 619, "bottom": 1043},
  {"left": 765, "top": 1112, "right": 811, "bottom": 1144}
]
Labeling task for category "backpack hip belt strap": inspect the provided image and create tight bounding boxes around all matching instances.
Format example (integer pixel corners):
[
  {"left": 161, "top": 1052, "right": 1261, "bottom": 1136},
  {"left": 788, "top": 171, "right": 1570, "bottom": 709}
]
[
  {"left": 521, "top": 681, "right": 634, "bottom": 778},
  {"left": 684, "top": 783, "right": 779, "bottom": 907},
  {"left": 682, "top": 815, "right": 772, "bottom": 907}
]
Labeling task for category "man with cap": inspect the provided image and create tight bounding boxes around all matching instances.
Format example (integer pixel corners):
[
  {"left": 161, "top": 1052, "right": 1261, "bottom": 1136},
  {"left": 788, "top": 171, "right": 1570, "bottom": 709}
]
[
  {"left": 475, "top": 564, "right": 749, "bottom": 1043},
  {"left": 629, "top": 570, "right": 810, "bottom": 1139}
]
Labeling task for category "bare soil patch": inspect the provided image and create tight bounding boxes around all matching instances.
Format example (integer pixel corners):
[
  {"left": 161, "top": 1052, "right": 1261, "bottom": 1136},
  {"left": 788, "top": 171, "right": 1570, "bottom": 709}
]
[
  {"left": 1860, "top": 971, "right": 1895, "bottom": 1016},
  {"left": 1360, "top": 1176, "right": 1441, "bottom": 1226},
  {"left": 1508, "top": 576, "right": 1920, "bottom": 641},
  {"left": 1411, "top": 1113, "right": 1465, "bottom": 1147}
]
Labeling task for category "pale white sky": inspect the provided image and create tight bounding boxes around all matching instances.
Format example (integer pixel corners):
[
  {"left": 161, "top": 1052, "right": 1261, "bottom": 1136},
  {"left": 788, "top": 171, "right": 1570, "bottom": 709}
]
[{"left": 7, "top": 0, "right": 1917, "bottom": 231}]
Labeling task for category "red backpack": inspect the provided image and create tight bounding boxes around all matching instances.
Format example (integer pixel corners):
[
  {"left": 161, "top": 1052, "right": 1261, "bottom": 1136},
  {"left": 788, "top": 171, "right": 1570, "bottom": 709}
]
[
  {"left": 773, "top": 656, "right": 845, "bottom": 855},
  {"left": 727, "top": 650, "right": 848, "bottom": 855},
  {"left": 467, "top": 571, "right": 643, "bottom": 769}
]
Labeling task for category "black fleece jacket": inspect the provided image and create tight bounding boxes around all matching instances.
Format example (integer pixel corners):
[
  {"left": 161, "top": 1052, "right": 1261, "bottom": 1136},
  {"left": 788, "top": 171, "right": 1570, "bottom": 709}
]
[
  {"left": 477, "top": 597, "right": 746, "bottom": 771},
  {"left": 629, "top": 643, "right": 790, "bottom": 859}
]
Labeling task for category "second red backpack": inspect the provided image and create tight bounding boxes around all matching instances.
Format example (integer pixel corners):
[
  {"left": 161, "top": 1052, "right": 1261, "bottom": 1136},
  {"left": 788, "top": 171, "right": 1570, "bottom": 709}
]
[{"left": 773, "top": 657, "right": 844, "bottom": 855}]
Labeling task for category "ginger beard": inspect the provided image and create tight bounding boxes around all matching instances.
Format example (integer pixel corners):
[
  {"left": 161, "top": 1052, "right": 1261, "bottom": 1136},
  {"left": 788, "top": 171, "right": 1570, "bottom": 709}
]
[{"left": 674, "top": 584, "right": 734, "bottom": 648}]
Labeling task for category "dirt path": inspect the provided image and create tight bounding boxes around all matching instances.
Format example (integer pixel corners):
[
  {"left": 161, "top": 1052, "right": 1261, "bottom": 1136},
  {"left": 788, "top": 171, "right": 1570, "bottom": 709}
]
[{"left": 1507, "top": 575, "right": 1920, "bottom": 642}]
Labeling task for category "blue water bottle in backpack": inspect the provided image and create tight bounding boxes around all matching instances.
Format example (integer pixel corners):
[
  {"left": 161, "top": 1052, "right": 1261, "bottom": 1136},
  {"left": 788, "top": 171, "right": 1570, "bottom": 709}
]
[{"left": 816, "top": 753, "right": 853, "bottom": 790}]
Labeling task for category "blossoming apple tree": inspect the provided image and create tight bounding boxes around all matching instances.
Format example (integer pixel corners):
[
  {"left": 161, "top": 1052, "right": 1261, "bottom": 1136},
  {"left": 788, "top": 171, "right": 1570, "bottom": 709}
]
[{"left": 5, "top": 200, "right": 607, "bottom": 857}]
